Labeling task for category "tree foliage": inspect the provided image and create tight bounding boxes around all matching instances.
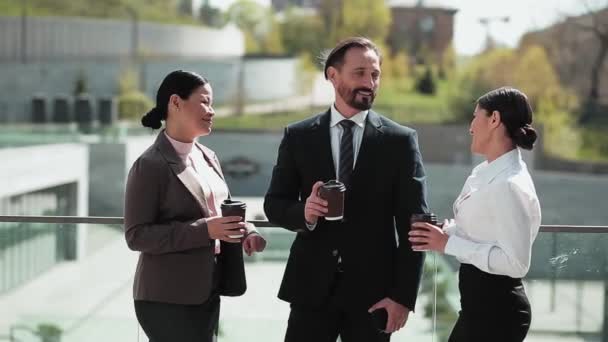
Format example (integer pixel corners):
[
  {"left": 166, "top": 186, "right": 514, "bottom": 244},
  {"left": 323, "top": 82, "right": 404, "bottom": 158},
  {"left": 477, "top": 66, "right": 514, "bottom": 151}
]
[
  {"left": 447, "top": 45, "right": 577, "bottom": 122},
  {"left": 280, "top": 9, "right": 325, "bottom": 57},
  {"left": 319, "top": 0, "right": 391, "bottom": 46},
  {"left": 6, "top": 0, "right": 199, "bottom": 25},
  {"left": 225, "top": 0, "right": 285, "bottom": 55}
]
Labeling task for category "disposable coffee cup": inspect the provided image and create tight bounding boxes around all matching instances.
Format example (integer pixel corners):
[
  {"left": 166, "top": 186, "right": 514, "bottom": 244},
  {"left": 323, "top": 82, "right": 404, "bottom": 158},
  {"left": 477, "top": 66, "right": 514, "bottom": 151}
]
[
  {"left": 410, "top": 213, "right": 438, "bottom": 246},
  {"left": 221, "top": 199, "right": 246, "bottom": 238},
  {"left": 318, "top": 180, "right": 346, "bottom": 221}
]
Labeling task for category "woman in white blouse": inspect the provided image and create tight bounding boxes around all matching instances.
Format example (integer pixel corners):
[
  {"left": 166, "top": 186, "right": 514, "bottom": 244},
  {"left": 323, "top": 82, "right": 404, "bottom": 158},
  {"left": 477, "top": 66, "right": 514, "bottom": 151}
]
[
  {"left": 124, "top": 70, "right": 266, "bottom": 342},
  {"left": 408, "top": 87, "right": 541, "bottom": 342}
]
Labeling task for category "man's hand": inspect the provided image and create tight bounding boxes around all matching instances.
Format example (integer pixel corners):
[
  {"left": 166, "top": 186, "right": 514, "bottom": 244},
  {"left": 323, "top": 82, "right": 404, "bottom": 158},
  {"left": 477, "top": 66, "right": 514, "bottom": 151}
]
[
  {"left": 304, "top": 181, "right": 328, "bottom": 225},
  {"left": 368, "top": 298, "right": 410, "bottom": 333},
  {"left": 243, "top": 232, "right": 267, "bottom": 256}
]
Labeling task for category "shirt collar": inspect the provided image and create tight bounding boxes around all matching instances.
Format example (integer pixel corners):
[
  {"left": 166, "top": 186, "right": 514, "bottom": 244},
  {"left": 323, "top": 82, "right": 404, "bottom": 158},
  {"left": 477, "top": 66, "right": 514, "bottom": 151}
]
[
  {"left": 164, "top": 131, "right": 195, "bottom": 156},
  {"left": 473, "top": 148, "right": 522, "bottom": 184},
  {"left": 330, "top": 104, "right": 368, "bottom": 128}
]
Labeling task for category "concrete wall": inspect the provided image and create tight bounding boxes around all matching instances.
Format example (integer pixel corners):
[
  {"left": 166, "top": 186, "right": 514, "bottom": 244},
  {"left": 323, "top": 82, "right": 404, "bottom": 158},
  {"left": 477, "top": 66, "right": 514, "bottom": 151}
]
[
  {"left": 537, "top": 153, "right": 608, "bottom": 175},
  {"left": 0, "top": 143, "right": 89, "bottom": 262},
  {"left": 85, "top": 124, "right": 535, "bottom": 215},
  {"left": 0, "top": 143, "right": 89, "bottom": 213},
  {"left": 242, "top": 58, "right": 298, "bottom": 102},
  {"left": 0, "top": 57, "right": 300, "bottom": 122},
  {"left": 0, "top": 16, "right": 244, "bottom": 61}
]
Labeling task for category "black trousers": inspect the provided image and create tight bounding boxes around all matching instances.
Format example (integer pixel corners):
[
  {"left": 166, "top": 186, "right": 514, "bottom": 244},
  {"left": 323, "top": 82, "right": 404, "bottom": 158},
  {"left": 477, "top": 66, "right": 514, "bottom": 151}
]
[
  {"left": 134, "top": 295, "right": 220, "bottom": 342},
  {"left": 285, "top": 272, "right": 391, "bottom": 342},
  {"left": 448, "top": 264, "right": 531, "bottom": 342}
]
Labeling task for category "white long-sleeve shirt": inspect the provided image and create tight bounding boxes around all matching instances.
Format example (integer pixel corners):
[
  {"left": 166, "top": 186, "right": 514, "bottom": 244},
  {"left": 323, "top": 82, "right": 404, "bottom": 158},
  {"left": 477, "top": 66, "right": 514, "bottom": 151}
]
[
  {"left": 444, "top": 148, "right": 541, "bottom": 278},
  {"left": 329, "top": 104, "right": 368, "bottom": 176}
]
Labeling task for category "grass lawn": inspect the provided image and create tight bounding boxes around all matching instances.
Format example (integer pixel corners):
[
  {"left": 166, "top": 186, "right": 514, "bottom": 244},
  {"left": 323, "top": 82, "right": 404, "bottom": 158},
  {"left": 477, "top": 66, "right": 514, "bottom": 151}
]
[
  {"left": 374, "top": 79, "right": 452, "bottom": 124},
  {"left": 214, "top": 80, "right": 454, "bottom": 130}
]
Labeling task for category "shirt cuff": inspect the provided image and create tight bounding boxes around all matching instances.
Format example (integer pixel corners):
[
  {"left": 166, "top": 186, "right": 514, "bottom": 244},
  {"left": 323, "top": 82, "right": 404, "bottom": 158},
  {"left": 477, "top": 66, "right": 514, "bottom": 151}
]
[
  {"left": 444, "top": 234, "right": 477, "bottom": 261},
  {"left": 305, "top": 221, "right": 317, "bottom": 231},
  {"left": 443, "top": 221, "right": 458, "bottom": 235}
]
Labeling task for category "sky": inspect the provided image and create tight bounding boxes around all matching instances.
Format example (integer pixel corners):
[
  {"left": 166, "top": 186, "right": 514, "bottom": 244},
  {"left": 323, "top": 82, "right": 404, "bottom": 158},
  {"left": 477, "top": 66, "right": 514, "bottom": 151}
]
[{"left": 202, "top": 0, "right": 603, "bottom": 56}]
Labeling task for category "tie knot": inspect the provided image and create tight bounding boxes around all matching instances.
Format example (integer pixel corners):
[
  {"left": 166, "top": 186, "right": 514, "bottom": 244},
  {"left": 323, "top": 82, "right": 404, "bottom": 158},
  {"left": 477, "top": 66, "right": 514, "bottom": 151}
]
[{"left": 339, "top": 120, "right": 356, "bottom": 131}]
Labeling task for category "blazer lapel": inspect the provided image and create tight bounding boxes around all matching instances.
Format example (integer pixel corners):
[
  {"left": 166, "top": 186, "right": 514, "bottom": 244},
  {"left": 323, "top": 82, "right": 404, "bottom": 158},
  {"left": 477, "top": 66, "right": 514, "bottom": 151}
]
[
  {"left": 310, "top": 109, "right": 336, "bottom": 181},
  {"left": 197, "top": 143, "right": 225, "bottom": 181},
  {"left": 155, "top": 131, "right": 211, "bottom": 218}
]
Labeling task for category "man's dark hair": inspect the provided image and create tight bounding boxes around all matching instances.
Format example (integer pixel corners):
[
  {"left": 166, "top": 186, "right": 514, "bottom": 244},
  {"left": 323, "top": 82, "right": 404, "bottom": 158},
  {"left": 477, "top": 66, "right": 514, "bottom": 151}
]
[{"left": 322, "top": 37, "right": 381, "bottom": 80}]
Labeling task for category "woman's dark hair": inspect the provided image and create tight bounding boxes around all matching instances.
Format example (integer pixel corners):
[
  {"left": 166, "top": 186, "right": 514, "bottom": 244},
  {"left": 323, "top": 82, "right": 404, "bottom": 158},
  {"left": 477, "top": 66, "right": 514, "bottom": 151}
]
[
  {"left": 322, "top": 37, "right": 382, "bottom": 80},
  {"left": 141, "top": 70, "right": 209, "bottom": 129},
  {"left": 477, "top": 87, "right": 538, "bottom": 150}
]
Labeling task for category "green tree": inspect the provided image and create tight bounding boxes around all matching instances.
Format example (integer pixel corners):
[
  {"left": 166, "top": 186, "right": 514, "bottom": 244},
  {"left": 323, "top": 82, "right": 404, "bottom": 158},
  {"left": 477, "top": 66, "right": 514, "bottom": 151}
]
[
  {"left": 262, "top": 18, "right": 286, "bottom": 55},
  {"left": 116, "top": 69, "right": 153, "bottom": 121},
  {"left": 12, "top": 0, "right": 198, "bottom": 25},
  {"left": 73, "top": 70, "right": 89, "bottom": 96},
  {"left": 319, "top": 0, "right": 391, "bottom": 46},
  {"left": 415, "top": 65, "right": 437, "bottom": 95},
  {"left": 447, "top": 45, "right": 577, "bottom": 122},
  {"left": 178, "top": 0, "right": 193, "bottom": 16},
  {"left": 391, "top": 52, "right": 410, "bottom": 80},
  {"left": 440, "top": 43, "right": 456, "bottom": 79},
  {"left": 513, "top": 45, "right": 577, "bottom": 115},
  {"left": 199, "top": 0, "right": 224, "bottom": 27},
  {"left": 225, "top": 0, "right": 284, "bottom": 55},
  {"left": 225, "top": 0, "right": 267, "bottom": 33},
  {"left": 280, "top": 8, "right": 325, "bottom": 57}
]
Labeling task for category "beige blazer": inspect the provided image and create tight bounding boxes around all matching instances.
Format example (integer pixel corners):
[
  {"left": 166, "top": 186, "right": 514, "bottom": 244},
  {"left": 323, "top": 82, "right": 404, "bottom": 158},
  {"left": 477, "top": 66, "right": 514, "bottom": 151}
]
[{"left": 124, "top": 131, "right": 253, "bottom": 304}]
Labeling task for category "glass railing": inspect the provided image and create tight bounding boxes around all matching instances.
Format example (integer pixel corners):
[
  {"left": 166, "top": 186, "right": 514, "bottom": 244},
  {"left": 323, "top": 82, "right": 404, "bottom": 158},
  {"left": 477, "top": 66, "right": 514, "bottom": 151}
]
[
  {"left": 0, "top": 220, "right": 140, "bottom": 342},
  {"left": 434, "top": 228, "right": 608, "bottom": 342},
  {"left": 0, "top": 216, "right": 606, "bottom": 342}
]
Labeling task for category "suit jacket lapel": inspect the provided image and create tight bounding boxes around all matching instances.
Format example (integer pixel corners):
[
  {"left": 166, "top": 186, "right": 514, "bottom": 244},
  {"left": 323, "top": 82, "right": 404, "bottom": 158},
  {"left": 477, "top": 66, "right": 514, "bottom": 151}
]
[
  {"left": 311, "top": 109, "right": 336, "bottom": 181},
  {"left": 155, "top": 131, "right": 211, "bottom": 218},
  {"left": 351, "top": 110, "right": 383, "bottom": 183}
]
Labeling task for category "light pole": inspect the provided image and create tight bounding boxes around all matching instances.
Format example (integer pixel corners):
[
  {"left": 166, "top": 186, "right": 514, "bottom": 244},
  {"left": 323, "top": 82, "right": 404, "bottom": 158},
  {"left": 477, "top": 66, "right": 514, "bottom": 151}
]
[
  {"left": 125, "top": 6, "right": 146, "bottom": 91},
  {"left": 478, "top": 16, "right": 509, "bottom": 51},
  {"left": 20, "top": 0, "right": 28, "bottom": 63},
  {"left": 125, "top": 6, "right": 139, "bottom": 64}
]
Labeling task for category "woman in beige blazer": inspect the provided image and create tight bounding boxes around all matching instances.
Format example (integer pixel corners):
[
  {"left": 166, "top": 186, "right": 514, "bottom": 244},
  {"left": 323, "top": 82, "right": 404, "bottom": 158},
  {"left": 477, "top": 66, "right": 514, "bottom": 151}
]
[{"left": 124, "top": 70, "right": 266, "bottom": 342}]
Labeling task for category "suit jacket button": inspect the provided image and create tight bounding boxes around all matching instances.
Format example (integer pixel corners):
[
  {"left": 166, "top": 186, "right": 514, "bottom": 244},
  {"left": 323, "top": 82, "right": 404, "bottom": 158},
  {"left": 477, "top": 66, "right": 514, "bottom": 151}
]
[{"left": 332, "top": 250, "right": 338, "bottom": 257}]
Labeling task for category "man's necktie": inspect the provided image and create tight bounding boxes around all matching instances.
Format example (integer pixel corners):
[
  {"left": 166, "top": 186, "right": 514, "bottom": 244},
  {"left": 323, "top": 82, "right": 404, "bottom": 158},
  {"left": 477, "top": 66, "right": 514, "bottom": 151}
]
[{"left": 339, "top": 120, "right": 356, "bottom": 187}]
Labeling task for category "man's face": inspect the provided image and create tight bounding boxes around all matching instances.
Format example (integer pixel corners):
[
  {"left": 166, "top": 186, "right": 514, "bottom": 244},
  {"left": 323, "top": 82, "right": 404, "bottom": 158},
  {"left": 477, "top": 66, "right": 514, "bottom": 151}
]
[{"left": 329, "top": 47, "right": 381, "bottom": 111}]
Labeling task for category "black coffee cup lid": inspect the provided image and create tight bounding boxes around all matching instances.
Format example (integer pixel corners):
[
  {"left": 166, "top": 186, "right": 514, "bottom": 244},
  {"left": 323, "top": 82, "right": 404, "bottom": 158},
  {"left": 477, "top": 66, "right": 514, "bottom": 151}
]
[
  {"left": 221, "top": 199, "right": 246, "bottom": 207},
  {"left": 411, "top": 213, "right": 437, "bottom": 222},
  {"left": 323, "top": 180, "right": 346, "bottom": 191}
]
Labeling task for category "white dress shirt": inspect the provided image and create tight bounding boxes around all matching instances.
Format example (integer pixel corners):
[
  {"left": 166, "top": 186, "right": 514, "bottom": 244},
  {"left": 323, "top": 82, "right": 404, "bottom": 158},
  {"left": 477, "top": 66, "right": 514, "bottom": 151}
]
[
  {"left": 306, "top": 105, "right": 368, "bottom": 231},
  {"left": 329, "top": 104, "right": 368, "bottom": 177},
  {"left": 444, "top": 148, "right": 541, "bottom": 279}
]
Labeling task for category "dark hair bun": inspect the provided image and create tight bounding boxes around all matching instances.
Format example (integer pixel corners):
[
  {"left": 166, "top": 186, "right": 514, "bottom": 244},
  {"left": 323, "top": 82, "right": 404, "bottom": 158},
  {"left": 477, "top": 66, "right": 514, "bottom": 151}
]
[
  {"left": 141, "top": 107, "right": 162, "bottom": 129},
  {"left": 514, "top": 125, "right": 537, "bottom": 150}
]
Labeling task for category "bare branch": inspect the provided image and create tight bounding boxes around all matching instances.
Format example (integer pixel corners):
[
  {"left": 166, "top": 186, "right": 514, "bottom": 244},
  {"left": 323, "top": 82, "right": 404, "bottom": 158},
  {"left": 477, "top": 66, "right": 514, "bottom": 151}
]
[{"left": 566, "top": 1, "right": 608, "bottom": 40}]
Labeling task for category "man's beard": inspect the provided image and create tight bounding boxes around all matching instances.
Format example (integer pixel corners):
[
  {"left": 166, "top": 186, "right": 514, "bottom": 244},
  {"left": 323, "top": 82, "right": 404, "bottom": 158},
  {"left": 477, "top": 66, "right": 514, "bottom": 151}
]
[{"left": 338, "top": 85, "right": 376, "bottom": 111}]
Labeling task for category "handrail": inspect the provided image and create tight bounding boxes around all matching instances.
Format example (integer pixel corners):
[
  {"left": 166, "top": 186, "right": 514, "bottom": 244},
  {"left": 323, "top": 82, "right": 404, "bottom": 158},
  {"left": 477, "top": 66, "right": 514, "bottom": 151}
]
[{"left": 1, "top": 216, "right": 608, "bottom": 233}]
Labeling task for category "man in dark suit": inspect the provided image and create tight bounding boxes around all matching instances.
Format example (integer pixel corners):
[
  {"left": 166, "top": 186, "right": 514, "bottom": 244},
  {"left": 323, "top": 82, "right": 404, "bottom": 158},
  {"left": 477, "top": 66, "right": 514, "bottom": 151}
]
[{"left": 264, "top": 37, "right": 429, "bottom": 342}]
